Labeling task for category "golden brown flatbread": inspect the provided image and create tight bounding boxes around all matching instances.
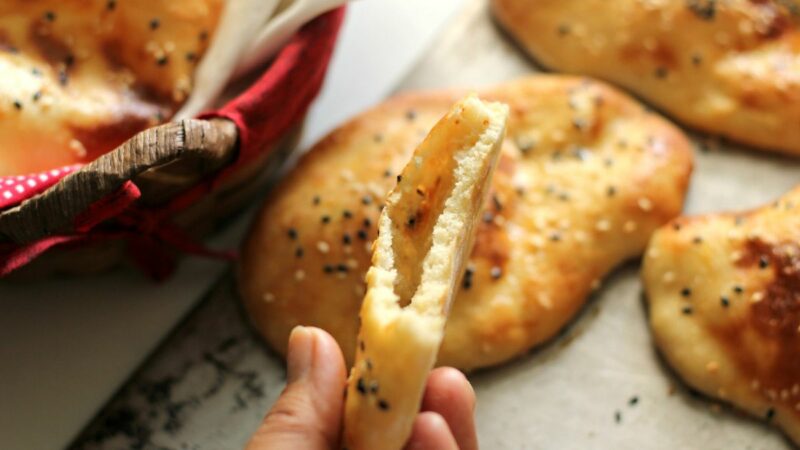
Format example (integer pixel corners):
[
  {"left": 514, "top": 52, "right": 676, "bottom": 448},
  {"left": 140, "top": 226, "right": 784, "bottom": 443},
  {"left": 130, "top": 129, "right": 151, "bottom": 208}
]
[
  {"left": 238, "top": 75, "right": 693, "bottom": 372},
  {"left": 0, "top": 0, "right": 221, "bottom": 175},
  {"left": 643, "top": 185, "right": 800, "bottom": 445},
  {"left": 492, "top": 0, "right": 800, "bottom": 156}
]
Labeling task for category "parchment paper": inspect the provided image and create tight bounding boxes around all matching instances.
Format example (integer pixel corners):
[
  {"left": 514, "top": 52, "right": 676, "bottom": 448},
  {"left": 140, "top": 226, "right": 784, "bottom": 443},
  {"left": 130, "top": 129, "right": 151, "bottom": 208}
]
[{"left": 71, "top": 1, "right": 800, "bottom": 448}]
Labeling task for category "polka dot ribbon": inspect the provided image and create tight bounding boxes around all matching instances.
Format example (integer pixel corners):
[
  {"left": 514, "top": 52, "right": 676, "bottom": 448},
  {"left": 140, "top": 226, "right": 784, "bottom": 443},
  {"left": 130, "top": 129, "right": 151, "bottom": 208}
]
[{"left": 0, "top": 164, "right": 82, "bottom": 210}]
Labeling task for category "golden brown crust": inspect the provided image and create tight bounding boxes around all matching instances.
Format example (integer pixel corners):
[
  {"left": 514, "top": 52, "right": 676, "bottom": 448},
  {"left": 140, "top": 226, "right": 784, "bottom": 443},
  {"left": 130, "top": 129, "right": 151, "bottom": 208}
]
[
  {"left": 643, "top": 186, "right": 800, "bottom": 445},
  {"left": 492, "top": 0, "right": 800, "bottom": 156},
  {"left": 0, "top": 0, "right": 221, "bottom": 175},
  {"left": 238, "top": 74, "right": 694, "bottom": 372}
]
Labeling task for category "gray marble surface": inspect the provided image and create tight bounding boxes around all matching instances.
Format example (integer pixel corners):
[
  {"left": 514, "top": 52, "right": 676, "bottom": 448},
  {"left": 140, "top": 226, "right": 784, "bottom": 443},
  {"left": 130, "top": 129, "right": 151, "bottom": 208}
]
[{"left": 69, "top": 273, "right": 286, "bottom": 450}]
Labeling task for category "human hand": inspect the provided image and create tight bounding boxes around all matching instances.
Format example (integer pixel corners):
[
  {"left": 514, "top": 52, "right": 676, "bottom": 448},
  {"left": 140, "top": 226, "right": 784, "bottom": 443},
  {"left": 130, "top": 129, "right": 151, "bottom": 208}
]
[{"left": 245, "top": 326, "right": 478, "bottom": 450}]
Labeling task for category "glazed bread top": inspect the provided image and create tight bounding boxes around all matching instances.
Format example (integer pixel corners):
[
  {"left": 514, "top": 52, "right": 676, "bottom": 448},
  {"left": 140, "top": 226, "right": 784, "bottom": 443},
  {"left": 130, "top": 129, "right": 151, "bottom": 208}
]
[
  {"left": 492, "top": 0, "right": 800, "bottom": 155},
  {"left": 0, "top": 0, "right": 222, "bottom": 175}
]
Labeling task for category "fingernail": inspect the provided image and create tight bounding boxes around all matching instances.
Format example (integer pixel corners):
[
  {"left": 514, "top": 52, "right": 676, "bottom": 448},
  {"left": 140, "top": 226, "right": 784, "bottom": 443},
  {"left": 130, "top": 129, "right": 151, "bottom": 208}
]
[{"left": 287, "top": 326, "right": 314, "bottom": 383}]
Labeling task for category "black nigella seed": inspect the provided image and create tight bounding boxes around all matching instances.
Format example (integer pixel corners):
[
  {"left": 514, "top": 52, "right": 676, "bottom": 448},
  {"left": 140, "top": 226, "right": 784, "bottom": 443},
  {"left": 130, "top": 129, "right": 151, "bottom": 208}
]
[
  {"left": 64, "top": 54, "right": 74, "bottom": 67},
  {"left": 681, "top": 287, "right": 692, "bottom": 297},
  {"left": 655, "top": 67, "right": 668, "bottom": 78},
  {"left": 31, "top": 67, "right": 42, "bottom": 77},
  {"left": 557, "top": 24, "right": 570, "bottom": 36},
  {"left": 692, "top": 54, "right": 702, "bottom": 66},
  {"left": 629, "top": 396, "right": 639, "bottom": 406},
  {"left": 405, "top": 110, "right": 416, "bottom": 121},
  {"left": 287, "top": 228, "right": 298, "bottom": 240},
  {"left": 607, "top": 186, "right": 616, "bottom": 197},
  {"left": 483, "top": 212, "right": 494, "bottom": 223},
  {"left": 682, "top": 306, "right": 693, "bottom": 315},
  {"left": 359, "top": 340, "right": 365, "bottom": 352},
  {"left": 550, "top": 232, "right": 562, "bottom": 242},
  {"left": 107, "top": 0, "right": 117, "bottom": 10},
  {"left": 492, "top": 194, "right": 503, "bottom": 212},
  {"left": 759, "top": 256, "right": 769, "bottom": 269},
  {"left": 336, "top": 264, "right": 348, "bottom": 273},
  {"left": 357, "top": 230, "right": 368, "bottom": 240},
  {"left": 407, "top": 216, "right": 416, "bottom": 227},
  {"left": 383, "top": 169, "right": 392, "bottom": 178},
  {"left": 397, "top": 175, "right": 402, "bottom": 183},
  {"left": 692, "top": 236, "right": 703, "bottom": 244},
  {"left": 32, "top": 91, "right": 41, "bottom": 102},
  {"left": 149, "top": 18, "right": 160, "bottom": 30},
  {"left": 673, "top": 223, "right": 682, "bottom": 231},
  {"left": 156, "top": 55, "right": 168, "bottom": 66},
  {"left": 323, "top": 264, "right": 334, "bottom": 274},
  {"left": 766, "top": 408, "right": 775, "bottom": 420},
  {"left": 490, "top": 266, "right": 502, "bottom": 280},
  {"left": 369, "top": 381, "right": 379, "bottom": 394},
  {"left": 186, "top": 52, "right": 197, "bottom": 62},
  {"left": 720, "top": 296, "right": 729, "bottom": 307},
  {"left": 363, "top": 218, "right": 372, "bottom": 228},
  {"left": 362, "top": 196, "right": 372, "bottom": 205},
  {"left": 295, "top": 247, "right": 304, "bottom": 258},
  {"left": 199, "top": 30, "right": 209, "bottom": 41},
  {"left": 44, "top": 11, "right": 56, "bottom": 22},
  {"left": 321, "top": 215, "right": 331, "bottom": 224},
  {"left": 343, "top": 210, "right": 353, "bottom": 219},
  {"left": 733, "top": 285, "right": 744, "bottom": 294},
  {"left": 378, "top": 399, "right": 390, "bottom": 411},
  {"left": 356, "top": 378, "right": 366, "bottom": 395},
  {"left": 614, "top": 411, "right": 622, "bottom": 423},
  {"left": 343, "top": 233, "right": 352, "bottom": 245},
  {"left": 13, "top": 100, "right": 22, "bottom": 110},
  {"left": 313, "top": 195, "right": 321, "bottom": 205}
]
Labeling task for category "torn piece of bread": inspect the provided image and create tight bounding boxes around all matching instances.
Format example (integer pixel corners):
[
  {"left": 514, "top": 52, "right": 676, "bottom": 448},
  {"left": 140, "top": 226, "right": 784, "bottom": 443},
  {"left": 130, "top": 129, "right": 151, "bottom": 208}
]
[
  {"left": 342, "top": 95, "right": 508, "bottom": 450},
  {"left": 643, "top": 186, "right": 800, "bottom": 445},
  {"left": 491, "top": 0, "right": 800, "bottom": 156},
  {"left": 238, "top": 75, "right": 693, "bottom": 372}
]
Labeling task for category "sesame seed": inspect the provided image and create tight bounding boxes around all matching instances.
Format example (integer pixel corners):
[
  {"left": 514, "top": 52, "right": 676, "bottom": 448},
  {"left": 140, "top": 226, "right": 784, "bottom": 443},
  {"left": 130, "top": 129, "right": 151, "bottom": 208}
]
[
  {"left": 356, "top": 378, "right": 366, "bottom": 395},
  {"left": 483, "top": 212, "right": 494, "bottom": 223},
  {"left": 706, "top": 361, "right": 719, "bottom": 373},
  {"left": 317, "top": 241, "right": 330, "bottom": 254},
  {"left": 294, "top": 270, "right": 305, "bottom": 281},
  {"left": 638, "top": 198, "right": 653, "bottom": 212},
  {"left": 369, "top": 381, "right": 379, "bottom": 394}
]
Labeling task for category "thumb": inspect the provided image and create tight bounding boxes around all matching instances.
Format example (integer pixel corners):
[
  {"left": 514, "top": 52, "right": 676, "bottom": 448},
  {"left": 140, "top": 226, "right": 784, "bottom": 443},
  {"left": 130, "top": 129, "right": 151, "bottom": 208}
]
[{"left": 246, "top": 326, "right": 347, "bottom": 450}]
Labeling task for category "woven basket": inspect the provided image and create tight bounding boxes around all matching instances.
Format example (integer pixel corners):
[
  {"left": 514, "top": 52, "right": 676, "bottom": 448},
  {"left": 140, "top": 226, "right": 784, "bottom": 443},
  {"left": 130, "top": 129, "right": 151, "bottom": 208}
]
[{"left": 0, "top": 8, "right": 345, "bottom": 280}]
